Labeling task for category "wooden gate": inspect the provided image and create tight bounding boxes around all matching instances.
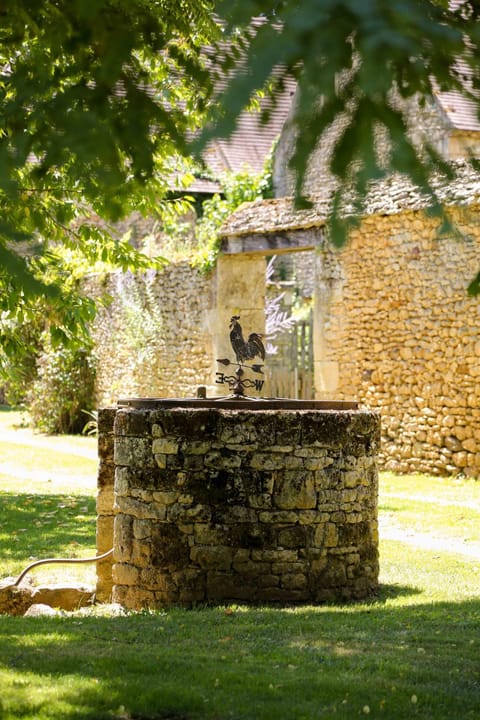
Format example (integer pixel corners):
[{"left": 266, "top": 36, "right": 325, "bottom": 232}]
[{"left": 266, "top": 310, "right": 314, "bottom": 399}]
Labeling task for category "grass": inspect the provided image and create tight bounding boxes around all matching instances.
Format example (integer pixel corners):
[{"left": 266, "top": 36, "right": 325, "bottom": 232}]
[
  {"left": 0, "top": 597, "right": 478, "bottom": 720},
  {"left": 0, "top": 406, "right": 97, "bottom": 583},
  {"left": 380, "top": 471, "right": 480, "bottom": 544},
  {"left": 0, "top": 492, "right": 97, "bottom": 579},
  {"left": 0, "top": 406, "right": 479, "bottom": 720}
]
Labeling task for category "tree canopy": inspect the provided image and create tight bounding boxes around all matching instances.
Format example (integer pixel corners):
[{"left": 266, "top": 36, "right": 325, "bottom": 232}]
[
  {"left": 205, "top": 2, "right": 480, "bottom": 220},
  {"left": 1, "top": 0, "right": 480, "bottom": 372},
  {"left": 0, "top": 0, "right": 217, "bottom": 363}
]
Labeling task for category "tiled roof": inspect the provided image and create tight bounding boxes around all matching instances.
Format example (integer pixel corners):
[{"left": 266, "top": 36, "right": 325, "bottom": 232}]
[
  {"left": 183, "top": 176, "right": 224, "bottom": 194},
  {"left": 198, "top": 29, "right": 480, "bottom": 190},
  {"left": 435, "top": 89, "right": 480, "bottom": 131},
  {"left": 202, "top": 79, "right": 296, "bottom": 178},
  {"left": 202, "top": 78, "right": 480, "bottom": 181},
  {"left": 220, "top": 160, "right": 480, "bottom": 237},
  {"left": 434, "top": 58, "right": 480, "bottom": 132},
  {"left": 199, "top": 18, "right": 294, "bottom": 178}
]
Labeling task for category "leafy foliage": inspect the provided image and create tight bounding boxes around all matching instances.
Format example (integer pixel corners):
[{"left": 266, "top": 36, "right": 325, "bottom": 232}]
[
  {"left": 3, "top": 0, "right": 480, "bottom": 371},
  {"left": 112, "top": 268, "right": 165, "bottom": 380},
  {"left": 0, "top": 0, "right": 218, "bottom": 366},
  {"left": 81, "top": 409, "right": 98, "bottom": 437},
  {"left": 200, "top": 1, "right": 480, "bottom": 246},
  {"left": 467, "top": 269, "right": 480, "bottom": 296},
  {"left": 194, "top": 162, "right": 273, "bottom": 269},
  {"left": 27, "top": 335, "right": 96, "bottom": 434},
  {"left": 0, "top": 315, "right": 42, "bottom": 406}
]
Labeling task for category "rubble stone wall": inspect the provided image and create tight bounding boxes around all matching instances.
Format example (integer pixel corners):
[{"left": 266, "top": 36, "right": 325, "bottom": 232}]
[
  {"left": 314, "top": 204, "right": 480, "bottom": 477},
  {"left": 88, "top": 263, "right": 214, "bottom": 407},
  {"left": 100, "top": 406, "right": 380, "bottom": 610},
  {"left": 89, "top": 200, "right": 480, "bottom": 480},
  {"left": 96, "top": 408, "right": 116, "bottom": 602},
  {"left": 273, "top": 94, "right": 455, "bottom": 198}
]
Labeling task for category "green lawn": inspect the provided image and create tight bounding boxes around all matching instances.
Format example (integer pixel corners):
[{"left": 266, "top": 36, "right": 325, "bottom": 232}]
[
  {"left": 0, "top": 406, "right": 479, "bottom": 720},
  {"left": 380, "top": 471, "right": 480, "bottom": 544},
  {"left": 0, "top": 406, "right": 98, "bottom": 583}
]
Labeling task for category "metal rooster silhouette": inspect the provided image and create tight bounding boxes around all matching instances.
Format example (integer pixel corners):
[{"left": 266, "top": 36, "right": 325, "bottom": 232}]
[{"left": 229, "top": 315, "right": 265, "bottom": 364}]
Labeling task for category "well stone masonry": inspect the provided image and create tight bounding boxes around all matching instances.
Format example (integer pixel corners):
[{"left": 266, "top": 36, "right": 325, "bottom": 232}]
[{"left": 97, "top": 405, "right": 380, "bottom": 609}]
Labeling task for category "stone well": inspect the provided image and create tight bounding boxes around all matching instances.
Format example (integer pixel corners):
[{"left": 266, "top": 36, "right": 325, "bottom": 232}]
[{"left": 96, "top": 400, "right": 380, "bottom": 610}]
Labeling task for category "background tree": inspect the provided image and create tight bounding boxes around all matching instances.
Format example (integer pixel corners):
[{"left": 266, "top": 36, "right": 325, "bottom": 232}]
[{"left": 0, "top": 0, "right": 217, "bottom": 375}]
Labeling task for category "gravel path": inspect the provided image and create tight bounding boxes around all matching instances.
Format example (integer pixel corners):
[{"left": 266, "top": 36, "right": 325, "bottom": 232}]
[
  {"left": 1, "top": 426, "right": 97, "bottom": 460},
  {"left": 379, "top": 516, "right": 480, "bottom": 560}
]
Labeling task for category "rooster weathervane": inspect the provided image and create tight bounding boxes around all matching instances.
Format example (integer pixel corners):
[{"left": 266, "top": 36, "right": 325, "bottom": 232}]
[{"left": 216, "top": 315, "right": 266, "bottom": 396}]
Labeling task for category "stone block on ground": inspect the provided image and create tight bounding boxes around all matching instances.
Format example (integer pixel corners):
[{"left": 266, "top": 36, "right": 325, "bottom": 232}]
[{"left": 0, "top": 578, "right": 95, "bottom": 616}]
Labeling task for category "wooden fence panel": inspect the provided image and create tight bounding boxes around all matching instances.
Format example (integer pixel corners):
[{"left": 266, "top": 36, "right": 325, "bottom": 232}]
[{"left": 267, "top": 310, "right": 314, "bottom": 400}]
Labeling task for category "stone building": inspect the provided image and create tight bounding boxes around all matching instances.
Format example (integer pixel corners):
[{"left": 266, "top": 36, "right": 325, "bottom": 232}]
[
  {"left": 90, "top": 265, "right": 214, "bottom": 406},
  {"left": 91, "top": 80, "right": 296, "bottom": 406},
  {"left": 212, "top": 82, "right": 480, "bottom": 479}
]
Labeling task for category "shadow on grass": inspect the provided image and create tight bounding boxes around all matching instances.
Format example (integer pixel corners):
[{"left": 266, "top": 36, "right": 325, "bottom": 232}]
[
  {"left": 0, "top": 598, "right": 479, "bottom": 720},
  {"left": 0, "top": 491, "right": 96, "bottom": 564},
  {"left": 375, "top": 583, "right": 422, "bottom": 602}
]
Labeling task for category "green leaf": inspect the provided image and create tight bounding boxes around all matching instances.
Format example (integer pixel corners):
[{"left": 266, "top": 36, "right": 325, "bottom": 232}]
[
  {"left": 467, "top": 271, "right": 480, "bottom": 296},
  {"left": 0, "top": 243, "right": 60, "bottom": 300}
]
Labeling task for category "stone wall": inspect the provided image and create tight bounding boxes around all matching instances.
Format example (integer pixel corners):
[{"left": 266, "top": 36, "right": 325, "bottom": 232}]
[
  {"left": 105, "top": 405, "right": 380, "bottom": 609},
  {"left": 89, "top": 262, "right": 214, "bottom": 407},
  {"left": 273, "top": 94, "right": 455, "bottom": 198},
  {"left": 88, "top": 174, "right": 480, "bottom": 480},
  {"left": 314, "top": 204, "right": 480, "bottom": 477},
  {"left": 449, "top": 130, "right": 480, "bottom": 160},
  {"left": 96, "top": 408, "right": 116, "bottom": 602}
]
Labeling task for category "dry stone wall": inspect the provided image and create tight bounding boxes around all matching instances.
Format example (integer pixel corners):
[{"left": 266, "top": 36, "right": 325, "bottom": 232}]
[
  {"left": 449, "top": 131, "right": 480, "bottom": 160},
  {"left": 105, "top": 406, "right": 380, "bottom": 610},
  {"left": 88, "top": 174, "right": 480, "bottom": 480},
  {"left": 96, "top": 408, "right": 116, "bottom": 602},
  {"left": 89, "top": 262, "right": 214, "bottom": 407},
  {"left": 315, "top": 204, "right": 480, "bottom": 477}
]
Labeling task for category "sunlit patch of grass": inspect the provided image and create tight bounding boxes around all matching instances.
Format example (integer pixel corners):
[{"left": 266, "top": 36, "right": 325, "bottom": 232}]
[
  {"left": 380, "top": 498, "right": 480, "bottom": 545},
  {"left": 379, "top": 539, "right": 480, "bottom": 604},
  {"left": 0, "top": 405, "right": 97, "bottom": 480},
  {"left": 0, "top": 407, "right": 98, "bottom": 584},
  {"left": 0, "top": 408, "right": 97, "bottom": 535},
  {"left": 0, "top": 667, "right": 115, "bottom": 720},
  {"left": 0, "top": 444, "right": 97, "bottom": 495},
  {"left": 0, "top": 406, "right": 30, "bottom": 429},
  {"left": 380, "top": 471, "right": 480, "bottom": 508},
  {"left": 0, "top": 491, "right": 97, "bottom": 584},
  {"left": 0, "top": 442, "right": 97, "bottom": 476},
  {"left": 0, "top": 597, "right": 479, "bottom": 720},
  {"left": 379, "top": 471, "right": 480, "bottom": 551}
]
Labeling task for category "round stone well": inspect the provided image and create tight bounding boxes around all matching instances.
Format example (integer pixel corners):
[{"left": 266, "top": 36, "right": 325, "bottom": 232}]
[{"left": 96, "top": 398, "right": 380, "bottom": 610}]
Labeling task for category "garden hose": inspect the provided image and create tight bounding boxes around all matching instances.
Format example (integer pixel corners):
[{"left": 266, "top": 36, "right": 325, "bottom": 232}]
[{"left": 13, "top": 548, "right": 113, "bottom": 587}]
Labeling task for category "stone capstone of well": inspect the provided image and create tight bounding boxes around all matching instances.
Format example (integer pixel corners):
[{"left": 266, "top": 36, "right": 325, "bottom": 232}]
[{"left": 96, "top": 403, "right": 381, "bottom": 610}]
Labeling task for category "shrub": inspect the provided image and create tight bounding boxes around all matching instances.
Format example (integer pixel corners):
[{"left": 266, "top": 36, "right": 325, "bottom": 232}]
[{"left": 28, "top": 337, "right": 96, "bottom": 434}]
